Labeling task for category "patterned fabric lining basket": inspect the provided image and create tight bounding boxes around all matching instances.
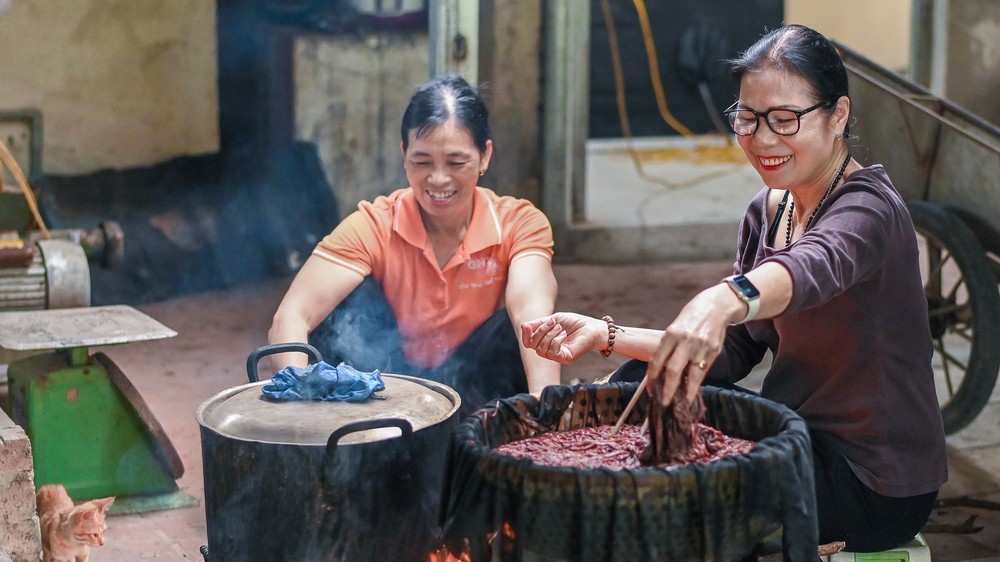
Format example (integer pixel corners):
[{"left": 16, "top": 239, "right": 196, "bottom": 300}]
[{"left": 440, "top": 383, "right": 818, "bottom": 562}]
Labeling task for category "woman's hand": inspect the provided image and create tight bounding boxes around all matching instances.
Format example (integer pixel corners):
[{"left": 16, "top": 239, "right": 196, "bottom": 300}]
[
  {"left": 646, "top": 284, "right": 733, "bottom": 405},
  {"left": 520, "top": 313, "right": 604, "bottom": 364},
  {"left": 646, "top": 264, "right": 791, "bottom": 406}
]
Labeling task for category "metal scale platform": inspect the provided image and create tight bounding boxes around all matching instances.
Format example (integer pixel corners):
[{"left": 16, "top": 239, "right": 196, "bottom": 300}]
[{"left": 0, "top": 305, "right": 193, "bottom": 512}]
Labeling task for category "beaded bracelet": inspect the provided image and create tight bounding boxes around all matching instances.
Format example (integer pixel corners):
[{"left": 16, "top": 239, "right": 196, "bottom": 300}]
[{"left": 600, "top": 315, "right": 617, "bottom": 357}]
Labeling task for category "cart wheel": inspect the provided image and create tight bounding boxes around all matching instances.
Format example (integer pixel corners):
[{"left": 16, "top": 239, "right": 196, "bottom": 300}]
[{"left": 908, "top": 200, "right": 1000, "bottom": 434}]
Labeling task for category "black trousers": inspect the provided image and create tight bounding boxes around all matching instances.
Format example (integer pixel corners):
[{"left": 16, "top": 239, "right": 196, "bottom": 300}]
[
  {"left": 309, "top": 278, "right": 528, "bottom": 418},
  {"left": 810, "top": 429, "right": 936, "bottom": 550},
  {"left": 608, "top": 359, "right": 936, "bottom": 551}
]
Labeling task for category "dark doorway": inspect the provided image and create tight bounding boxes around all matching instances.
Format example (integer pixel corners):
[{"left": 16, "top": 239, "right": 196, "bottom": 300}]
[{"left": 588, "top": 0, "right": 784, "bottom": 138}]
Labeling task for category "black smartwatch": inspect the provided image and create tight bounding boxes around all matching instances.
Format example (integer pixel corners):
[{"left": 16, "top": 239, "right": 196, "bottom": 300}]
[{"left": 723, "top": 274, "right": 761, "bottom": 324}]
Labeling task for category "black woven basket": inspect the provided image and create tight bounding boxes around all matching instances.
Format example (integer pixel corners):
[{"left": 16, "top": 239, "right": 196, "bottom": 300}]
[{"left": 440, "top": 383, "right": 818, "bottom": 562}]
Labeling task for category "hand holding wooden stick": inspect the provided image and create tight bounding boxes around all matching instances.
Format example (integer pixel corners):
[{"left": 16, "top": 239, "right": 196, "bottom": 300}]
[{"left": 610, "top": 374, "right": 647, "bottom": 436}]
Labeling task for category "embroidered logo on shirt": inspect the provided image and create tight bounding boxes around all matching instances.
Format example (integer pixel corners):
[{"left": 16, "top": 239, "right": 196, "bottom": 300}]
[
  {"left": 465, "top": 256, "right": 500, "bottom": 276},
  {"left": 459, "top": 256, "right": 502, "bottom": 290}
]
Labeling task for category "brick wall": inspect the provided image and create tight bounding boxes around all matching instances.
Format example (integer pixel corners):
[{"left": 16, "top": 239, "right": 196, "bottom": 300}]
[{"left": 0, "top": 408, "right": 40, "bottom": 562}]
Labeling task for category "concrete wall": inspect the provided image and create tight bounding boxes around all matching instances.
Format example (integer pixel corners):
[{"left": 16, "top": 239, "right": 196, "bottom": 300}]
[
  {"left": 479, "top": 0, "right": 544, "bottom": 204},
  {"left": 0, "top": 0, "right": 218, "bottom": 175},
  {"left": 294, "top": 33, "right": 429, "bottom": 219},
  {"left": 293, "top": 1, "right": 544, "bottom": 219},
  {"left": 786, "top": 0, "right": 1000, "bottom": 127},
  {"left": 785, "top": 0, "right": 912, "bottom": 73},
  {"left": 0, "top": 0, "right": 996, "bottom": 231},
  {"left": 945, "top": 1, "right": 1000, "bottom": 126}
]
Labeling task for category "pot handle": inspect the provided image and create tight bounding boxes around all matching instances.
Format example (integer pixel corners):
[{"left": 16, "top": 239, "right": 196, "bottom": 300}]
[
  {"left": 322, "top": 418, "right": 415, "bottom": 503},
  {"left": 245, "top": 342, "right": 323, "bottom": 383},
  {"left": 325, "top": 418, "right": 414, "bottom": 455},
  {"left": 325, "top": 418, "right": 415, "bottom": 467}
]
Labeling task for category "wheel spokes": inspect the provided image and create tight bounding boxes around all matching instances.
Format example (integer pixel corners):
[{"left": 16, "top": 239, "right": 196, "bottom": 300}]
[
  {"left": 924, "top": 241, "right": 971, "bottom": 407},
  {"left": 934, "top": 339, "right": 957, "bottom": 399}
]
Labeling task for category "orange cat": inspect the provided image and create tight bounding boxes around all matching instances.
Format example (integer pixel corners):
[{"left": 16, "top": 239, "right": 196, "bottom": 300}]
[{"left": 36, "top": 484, "right": 115, "bottom": 562}]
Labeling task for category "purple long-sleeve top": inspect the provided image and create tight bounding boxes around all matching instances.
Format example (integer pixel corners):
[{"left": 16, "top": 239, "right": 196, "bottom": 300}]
[{"left": 708, "top": 164, "right": 948, "bottom": 497}]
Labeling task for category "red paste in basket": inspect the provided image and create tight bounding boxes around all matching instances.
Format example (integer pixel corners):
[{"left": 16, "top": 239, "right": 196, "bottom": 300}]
[{"left": 494, "top": 423, "right": 754, "bottom": 470}]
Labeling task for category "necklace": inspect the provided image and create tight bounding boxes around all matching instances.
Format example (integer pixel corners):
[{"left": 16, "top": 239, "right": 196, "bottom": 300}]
[{"left": 785, "top": 152, "right": 852, "bottom": 246}]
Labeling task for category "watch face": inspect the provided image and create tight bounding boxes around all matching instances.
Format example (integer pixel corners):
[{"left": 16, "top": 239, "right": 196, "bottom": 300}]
[{"left": 730, "top": 275, "right": 760, "bottom": 299}]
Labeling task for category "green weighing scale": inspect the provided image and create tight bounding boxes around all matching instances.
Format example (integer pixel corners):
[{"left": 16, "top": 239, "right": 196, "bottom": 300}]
[{"left": 0, "top": 305, "right": 196, "bottom": 513}]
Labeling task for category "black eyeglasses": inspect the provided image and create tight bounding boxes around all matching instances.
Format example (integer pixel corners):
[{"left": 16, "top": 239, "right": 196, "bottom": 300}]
[{"left": 723, "top": 100, "right": 832, "bottom": 136}]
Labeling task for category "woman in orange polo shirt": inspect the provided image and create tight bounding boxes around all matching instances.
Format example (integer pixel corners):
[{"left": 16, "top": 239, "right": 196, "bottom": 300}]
[{"left": 268, "top": 74, "right": 560, "bottom": 415}]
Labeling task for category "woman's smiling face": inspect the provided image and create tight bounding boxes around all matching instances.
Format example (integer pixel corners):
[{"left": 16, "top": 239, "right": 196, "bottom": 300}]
[
  {"left": 735, "top": 68, "right": 847, "bottom": 192},
  {"left": 403, "top": 119, "right": 492, "bottom": 221}
]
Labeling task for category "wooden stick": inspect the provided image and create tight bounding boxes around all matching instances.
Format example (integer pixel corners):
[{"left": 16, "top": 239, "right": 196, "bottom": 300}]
[{"left": 610, "top": 374, "right": 647, "bottom": 435}]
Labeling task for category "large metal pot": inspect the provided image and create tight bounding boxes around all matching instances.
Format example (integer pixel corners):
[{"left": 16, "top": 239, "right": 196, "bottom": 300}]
[{"left": 197, "top": 343, "right": 461, "bottom": 562}]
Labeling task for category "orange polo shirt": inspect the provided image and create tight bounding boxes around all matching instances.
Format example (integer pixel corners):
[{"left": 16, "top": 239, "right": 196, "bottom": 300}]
[{"left": 312, "top": 187, "right": 554, "bottom": 368}]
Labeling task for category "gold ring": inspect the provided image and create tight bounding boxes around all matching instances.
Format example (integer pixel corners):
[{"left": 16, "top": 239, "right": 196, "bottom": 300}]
[{"left": 696, "top": 360, "right": 707, "bottom": 369}]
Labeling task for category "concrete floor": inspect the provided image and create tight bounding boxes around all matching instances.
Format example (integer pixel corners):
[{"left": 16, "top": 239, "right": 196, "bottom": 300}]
[{"left": 6, "top": 259, "right": 989, "bottom": 562}]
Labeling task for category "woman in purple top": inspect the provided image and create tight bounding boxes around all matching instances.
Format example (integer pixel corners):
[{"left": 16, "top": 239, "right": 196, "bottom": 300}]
[{"left": 521, "top": 24, "right": 947, "bottom": 551}]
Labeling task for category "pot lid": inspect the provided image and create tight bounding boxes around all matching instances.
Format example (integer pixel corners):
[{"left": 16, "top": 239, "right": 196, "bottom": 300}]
[{"left": 196, "top": 373, "right": 460, "bottom": 446}]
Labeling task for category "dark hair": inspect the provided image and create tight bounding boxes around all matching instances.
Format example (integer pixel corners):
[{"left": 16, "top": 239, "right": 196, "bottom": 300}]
[
  {"left": 400, "top": 74, "right": 491, "bottom": 153},
  {"left": 730, "top": 24, "right": 851, "bottom": 137}
]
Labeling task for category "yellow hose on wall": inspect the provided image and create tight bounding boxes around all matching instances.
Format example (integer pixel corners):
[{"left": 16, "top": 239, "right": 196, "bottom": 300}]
[
  {"left": 599, "top": 0, "right": 745, "bottom": 190},
  {"left": 631, "top": 0, "right": 695, "bottom": 137},
  {"left": 0, "top": 139, "right": 49, "bottom": 238}
]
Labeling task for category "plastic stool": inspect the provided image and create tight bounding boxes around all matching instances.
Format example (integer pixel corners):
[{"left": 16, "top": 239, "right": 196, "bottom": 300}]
[{"left": 825, "top": 534, "right": 931, "bottom": 562}]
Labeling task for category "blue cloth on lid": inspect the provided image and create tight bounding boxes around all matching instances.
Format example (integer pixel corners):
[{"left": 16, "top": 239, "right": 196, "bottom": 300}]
[{"left": 261, "top": 361, "right": 385, "bottom": 401}]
